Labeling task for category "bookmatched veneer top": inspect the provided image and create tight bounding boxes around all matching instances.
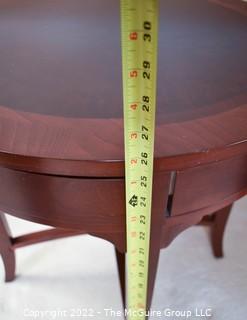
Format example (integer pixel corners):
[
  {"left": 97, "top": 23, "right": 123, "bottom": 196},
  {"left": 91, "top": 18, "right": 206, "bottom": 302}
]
[{"left": 0, "top": 0, "right": 246, "bottom": 176}]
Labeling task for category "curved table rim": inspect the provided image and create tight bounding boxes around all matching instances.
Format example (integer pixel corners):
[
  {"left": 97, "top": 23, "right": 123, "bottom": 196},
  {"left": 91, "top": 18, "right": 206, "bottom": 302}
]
[{"left": 0, "top": 0, "right": 246, "bottom": 177}]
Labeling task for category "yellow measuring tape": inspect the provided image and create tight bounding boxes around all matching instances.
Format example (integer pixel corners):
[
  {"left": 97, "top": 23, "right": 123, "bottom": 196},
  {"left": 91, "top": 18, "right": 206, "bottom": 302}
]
[{"left": 121, "top": 0, "right": 159, "bottom": 318}]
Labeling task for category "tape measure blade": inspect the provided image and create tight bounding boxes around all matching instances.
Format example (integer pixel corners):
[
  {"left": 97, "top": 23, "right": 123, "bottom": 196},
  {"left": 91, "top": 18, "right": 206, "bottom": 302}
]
[{"left": 121, "top": 0, "right": 159, "bottom": 319}]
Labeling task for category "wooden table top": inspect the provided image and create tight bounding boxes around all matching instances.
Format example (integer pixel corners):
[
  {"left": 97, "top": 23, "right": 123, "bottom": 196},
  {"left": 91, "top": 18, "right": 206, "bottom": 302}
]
[{"left": 0, "top": 0, "right": 246, "bottom": 176}]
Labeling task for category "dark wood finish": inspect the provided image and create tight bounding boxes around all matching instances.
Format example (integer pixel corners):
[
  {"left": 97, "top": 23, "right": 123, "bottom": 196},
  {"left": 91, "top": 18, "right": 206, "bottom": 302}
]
[
  {"left": 0, "top": 213, "right": 85, "bottom": 281},
  {"left": 210, "top": 205, "right": 232, "bottom": 258},
  {"left": 0, "top": 205, "right": 232, "bottom": 277},
  {"left": 0, "top": 213, "right": 15, "bottom": 282},
  {"left": 0, "top": 0, "right": 246, "bottom": 318},
  {"left": 12, "top": 228, "right": 85, "bottom": 249},
  {"left": 0, "top": 0, "right": 245, "bottom": 177},
  {"left": 0, "top": 214, "right": 86, "bottom": 280},
  {"left": 115, "top": 249, "right": 126, "bottom": 309},
  {"left": 114, "top": 205, "right": 233, "bottom": 316},
  {"left": 171, "top": 155, "right": 247, "bottom": 216},
  {"left": 0, "top": 0, "right": 246, "bottom": 122},
  {"left": 197, "top": 206, "right": 231, "bottom": 258},
  {"left": 0, "top": 166, "right": 127, "bottom": 245},
  {"left": 209, "top": 0, "right": 247, "bottom": 16},
  {"left": 160, "top": 189, "right": 247, "bottom": 251}
]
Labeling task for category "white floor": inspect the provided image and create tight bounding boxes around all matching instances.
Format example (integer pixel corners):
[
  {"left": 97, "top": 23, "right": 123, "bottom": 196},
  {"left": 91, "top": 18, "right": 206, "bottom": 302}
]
[{"left": 0, "top": 197, "right": 247, "bottom": 320}]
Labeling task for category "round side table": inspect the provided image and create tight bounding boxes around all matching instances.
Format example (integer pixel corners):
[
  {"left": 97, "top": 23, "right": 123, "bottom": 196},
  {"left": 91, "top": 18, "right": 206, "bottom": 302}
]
[{"left": 0, "top": 0, "right": 246, "bottom": 315}]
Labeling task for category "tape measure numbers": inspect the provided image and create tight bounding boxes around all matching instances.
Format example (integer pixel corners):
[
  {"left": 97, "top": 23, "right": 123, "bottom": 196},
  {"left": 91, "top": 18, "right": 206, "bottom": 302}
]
[{"left": 121, "top": 0, "right": 159, "bottom": 318}]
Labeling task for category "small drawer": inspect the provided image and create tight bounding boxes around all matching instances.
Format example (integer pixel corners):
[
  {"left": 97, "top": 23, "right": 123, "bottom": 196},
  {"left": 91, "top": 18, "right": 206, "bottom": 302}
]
[{"left": 170, "top": 155, "right": 247, "bottom": 216}]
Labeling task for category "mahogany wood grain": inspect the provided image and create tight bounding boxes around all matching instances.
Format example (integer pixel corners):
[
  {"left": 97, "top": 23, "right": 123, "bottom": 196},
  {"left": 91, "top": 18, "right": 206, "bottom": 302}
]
[
  {"left": 209, "top": 0, "right": 247, "bottom": 16},
  {"left": 0, "top": 206, "right": 231, "bottom": 306},
  {"left": 0, "top": 0, "right": 246, "bottom": 318},
  {"left": 112, "top": 205, "right": 233, "bottom": 314},
  {"left": 210, "top": 205, "right": 231, "bottom": 258},
  {"left": 12, "top": 228, "right": 85, "bottom": 249},
  {"left": 0, "top": 0, "right": 245, "bottom": 177},
  {"left": 0, "top": 167, "right": 127, "bottom": 239},
  {"left": 115, "top": 248, "right": 126, "bottom": 310},
  {"left": 0, "top": 213, "right": 15, "bottom": 282},
  {"left": 171, "top": 155, "right": 247, "bottom": 216}
]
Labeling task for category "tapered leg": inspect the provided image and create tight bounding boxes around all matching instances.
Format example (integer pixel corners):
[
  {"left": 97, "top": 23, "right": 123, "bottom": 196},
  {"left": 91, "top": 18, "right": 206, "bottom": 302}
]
[
  {"left": 115, "top": 248, "right": 126, "bottom": 309},
  {"left": 145, "top": 173, "right": 170, "bottom": 315},
  {"left": 116, "top": 173, "right": 171, "bottom": 319},
  {"left": 1, "top": 249, "right": 16, "bottom": 282},
  {"left": 0, "top": 213, "right": 16, "bottom": 282},
  {"left": 116, "top": 232, "right": 162, "bottom": 317},
  {"left": 146, "top": 213, "right": 163, "bottom": 313},
  {"left": 211, "top": 205, "right": 232, "bottom": 258},
  {"left": 117, "top": 233, "right": 163, "bottom": 318}
]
